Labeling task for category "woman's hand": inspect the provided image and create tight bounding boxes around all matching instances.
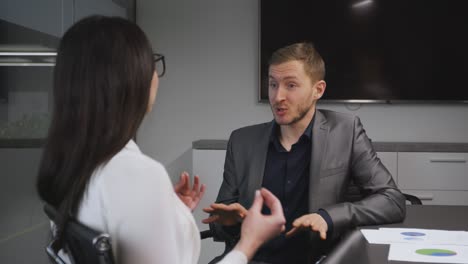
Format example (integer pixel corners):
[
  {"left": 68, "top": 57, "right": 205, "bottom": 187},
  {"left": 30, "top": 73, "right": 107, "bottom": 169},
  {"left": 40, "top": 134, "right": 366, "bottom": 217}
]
[
  {"left": 174, "top": 172, "right": 206, "bottom": 211},
  {"left": 234, "top": 188, "right": 286, "bottom": 260}
]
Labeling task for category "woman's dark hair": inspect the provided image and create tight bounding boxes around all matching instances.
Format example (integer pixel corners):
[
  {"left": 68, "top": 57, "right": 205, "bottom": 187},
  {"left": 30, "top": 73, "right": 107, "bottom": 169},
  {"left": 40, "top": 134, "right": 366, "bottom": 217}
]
[{"left": 37, "top": 15, "right": 154, "bottom": 244}]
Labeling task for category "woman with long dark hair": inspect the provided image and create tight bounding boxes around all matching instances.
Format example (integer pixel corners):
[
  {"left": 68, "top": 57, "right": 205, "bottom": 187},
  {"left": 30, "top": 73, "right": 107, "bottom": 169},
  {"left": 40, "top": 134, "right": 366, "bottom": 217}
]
[{"left": 36, "top": 15, "right": 285, "bottom": 264}]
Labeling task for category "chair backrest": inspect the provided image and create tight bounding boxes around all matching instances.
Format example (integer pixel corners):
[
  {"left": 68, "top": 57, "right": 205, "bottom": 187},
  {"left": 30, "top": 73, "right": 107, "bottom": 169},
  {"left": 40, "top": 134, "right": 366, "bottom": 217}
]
[{"left": 43, "top": 204, "right": 115, "bottom": 264}]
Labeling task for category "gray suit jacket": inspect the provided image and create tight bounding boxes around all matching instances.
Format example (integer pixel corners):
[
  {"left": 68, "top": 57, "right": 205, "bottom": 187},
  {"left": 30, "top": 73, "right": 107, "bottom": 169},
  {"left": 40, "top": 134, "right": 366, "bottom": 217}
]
[{"left": 212, "top": 109, "right": 406, "bottom": 256}]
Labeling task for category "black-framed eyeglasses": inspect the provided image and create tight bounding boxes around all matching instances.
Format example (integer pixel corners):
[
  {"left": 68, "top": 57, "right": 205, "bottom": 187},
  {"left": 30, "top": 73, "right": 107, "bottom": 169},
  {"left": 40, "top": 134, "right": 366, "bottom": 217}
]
[{"left": 153, "top": 53, "right": 166, "bottom": 77}]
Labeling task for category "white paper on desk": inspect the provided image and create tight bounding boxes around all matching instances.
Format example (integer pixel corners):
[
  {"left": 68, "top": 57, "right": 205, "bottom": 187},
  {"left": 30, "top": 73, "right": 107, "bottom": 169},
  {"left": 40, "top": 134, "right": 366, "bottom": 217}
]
[
  {"left": 360, "top": 229, "right": 391, "bottom": 244},
  {"left": 379, "top": 228, "right": 468, "bottom": 246},
  {"left": 360, "top": 229, "right": 439, "bottom": 245},
  {"left": 389, "top": 243, "right": 468, "bottom": 263}
]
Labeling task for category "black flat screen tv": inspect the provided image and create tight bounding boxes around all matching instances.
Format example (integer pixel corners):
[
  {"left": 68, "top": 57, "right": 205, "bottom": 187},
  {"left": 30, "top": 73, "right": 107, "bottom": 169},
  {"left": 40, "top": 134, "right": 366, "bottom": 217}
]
[
  {"left": 0, "top": 69, "right": 6, "bottom": 103},
  {"left": 260, "top": 0, "right": 468, "bottom": 103}
]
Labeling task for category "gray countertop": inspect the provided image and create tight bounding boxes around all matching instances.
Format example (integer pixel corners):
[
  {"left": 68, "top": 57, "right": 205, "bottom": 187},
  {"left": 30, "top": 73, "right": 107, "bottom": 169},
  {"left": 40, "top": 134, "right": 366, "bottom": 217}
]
[
  {"left": 193, "top": 140, "right": 468, "bottom": 152},
  {"left": 4, "top": 138, "right": 468, "bottom": 152}
]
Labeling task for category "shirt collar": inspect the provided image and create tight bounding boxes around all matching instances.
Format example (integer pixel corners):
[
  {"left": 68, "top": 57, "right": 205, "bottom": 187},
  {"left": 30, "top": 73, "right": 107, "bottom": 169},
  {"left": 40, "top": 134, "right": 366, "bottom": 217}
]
[
  {"left": 269, "top": 115, "right": 315, "bottom": 143},
  {"left": 124, "top": 139, "right": 141, "bottom": 153}
]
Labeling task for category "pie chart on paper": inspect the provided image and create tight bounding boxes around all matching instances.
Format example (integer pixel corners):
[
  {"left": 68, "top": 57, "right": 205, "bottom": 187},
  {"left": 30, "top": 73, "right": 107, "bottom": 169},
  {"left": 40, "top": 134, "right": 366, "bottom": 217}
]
[
  {"left": 401, "top": 231, "right": 426, "bottom": 241},
  {"left": 415, "top": 248, "right": 457, "bottom": 257},
  {"left": 401, "top": 232, "right": 426, "bottom": 237}
]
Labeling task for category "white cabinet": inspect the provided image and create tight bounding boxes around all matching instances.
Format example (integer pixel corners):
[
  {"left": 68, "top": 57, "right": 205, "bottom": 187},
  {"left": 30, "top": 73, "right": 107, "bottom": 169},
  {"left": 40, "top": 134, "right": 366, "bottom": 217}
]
[
  {"left": 192, "top": 149, "right": 226, "bottom": 264},
  {"left": 378, "top": 151, "right": 468, "bottom": 205},
  {"left": 397, "top": 190, "right": 468, "bottom": 206},
  {"left": 398, "top": 153, "right": 468, "bottom": 190},
  {"left": 398, "top": 152, "right": 468, "bottom": 205}
]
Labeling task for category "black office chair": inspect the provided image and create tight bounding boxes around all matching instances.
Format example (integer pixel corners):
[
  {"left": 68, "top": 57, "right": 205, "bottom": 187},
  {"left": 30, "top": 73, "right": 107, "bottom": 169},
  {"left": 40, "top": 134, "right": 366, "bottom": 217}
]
[
  {"left": 43, "top": 204, "right": 115, "bottom": 264},
  {"left": 403, "top": 193, "right": 422, "bottom": 205},
  {"left": 200, "top": 228, "right": 235, "bottom": 264},
  {"left": 200, "top": 230, "right": 214, "bottom": 240}
]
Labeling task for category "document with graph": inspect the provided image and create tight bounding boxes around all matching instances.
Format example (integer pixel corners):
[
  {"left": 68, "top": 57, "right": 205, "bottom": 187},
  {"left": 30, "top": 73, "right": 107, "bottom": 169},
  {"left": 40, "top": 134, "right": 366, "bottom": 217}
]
[
  {"left": 361, "top": 228, "right": 468, "bottom": 246},
  {"left": 388, "top": 243, "right": 468, "bottom": 263}
]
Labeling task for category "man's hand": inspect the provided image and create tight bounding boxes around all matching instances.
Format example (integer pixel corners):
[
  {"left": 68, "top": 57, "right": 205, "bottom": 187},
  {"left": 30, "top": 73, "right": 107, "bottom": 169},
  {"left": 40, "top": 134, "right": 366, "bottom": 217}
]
[
  {"left": 202, "top": 202, "right": 248, "bottom": 226},
  {"left": 285, "top": 213, "right": 328, "bottom": 240},
  {"left": 174, "top": 172, "right": 206, "bottom": 211}
]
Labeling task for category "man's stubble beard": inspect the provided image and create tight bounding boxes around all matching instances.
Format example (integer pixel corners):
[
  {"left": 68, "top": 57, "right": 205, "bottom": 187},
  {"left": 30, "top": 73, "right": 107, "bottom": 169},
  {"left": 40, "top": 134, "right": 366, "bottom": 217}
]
[{"left": 271, "top": 100, "right": 315, "bottom": 126}]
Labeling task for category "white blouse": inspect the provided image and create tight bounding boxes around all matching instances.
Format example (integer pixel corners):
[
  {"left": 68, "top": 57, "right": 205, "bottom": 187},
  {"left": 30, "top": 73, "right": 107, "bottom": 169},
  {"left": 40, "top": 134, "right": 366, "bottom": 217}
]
[{"left": 73, "top": 140, "right": 247, "bottom": 264}]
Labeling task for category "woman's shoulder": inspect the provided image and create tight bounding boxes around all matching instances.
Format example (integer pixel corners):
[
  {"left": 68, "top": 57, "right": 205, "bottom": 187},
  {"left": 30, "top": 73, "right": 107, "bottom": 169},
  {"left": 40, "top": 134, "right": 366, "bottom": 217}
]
[
  {"left": 113, "top": 145, "right": 164, "bottom": 170},
  {"left": 94, "top": 144, "right": 171, "bottom": 189}
]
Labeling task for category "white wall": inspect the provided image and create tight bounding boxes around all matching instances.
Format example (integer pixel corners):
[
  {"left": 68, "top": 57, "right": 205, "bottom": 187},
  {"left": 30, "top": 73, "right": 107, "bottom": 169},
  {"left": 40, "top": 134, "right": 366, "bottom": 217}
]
[{"left": 136, "top": 0, "right": 468, "bottom": 181}]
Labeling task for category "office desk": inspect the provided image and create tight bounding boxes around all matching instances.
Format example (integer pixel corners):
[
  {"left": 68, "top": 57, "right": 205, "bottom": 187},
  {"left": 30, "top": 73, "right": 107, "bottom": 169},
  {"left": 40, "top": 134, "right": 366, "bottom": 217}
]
[{"left": 322, "top": 205, "right": 468, "bottom": 264}]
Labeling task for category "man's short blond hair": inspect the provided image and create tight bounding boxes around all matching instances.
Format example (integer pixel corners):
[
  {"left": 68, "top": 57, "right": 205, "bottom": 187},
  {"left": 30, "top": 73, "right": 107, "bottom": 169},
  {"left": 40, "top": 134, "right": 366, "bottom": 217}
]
[{"left": 269, "top": 42, "right": 325, "bottom": 82}]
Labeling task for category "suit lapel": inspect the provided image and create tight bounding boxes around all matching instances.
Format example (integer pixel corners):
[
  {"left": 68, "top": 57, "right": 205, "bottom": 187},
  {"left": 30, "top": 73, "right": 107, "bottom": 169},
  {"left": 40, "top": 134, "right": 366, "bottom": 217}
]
[
  {"left": 309, "top": 110, "right": 329, "bottom": 211},
  {"left": 246, "top": 121, "right": 273, "bottom": 206}
]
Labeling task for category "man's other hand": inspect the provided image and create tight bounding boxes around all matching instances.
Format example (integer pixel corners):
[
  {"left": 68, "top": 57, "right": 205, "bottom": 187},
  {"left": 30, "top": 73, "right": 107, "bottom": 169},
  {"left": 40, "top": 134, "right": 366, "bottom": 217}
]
[
  {"left": 285, "top": 213, "right": 328, "bottom": 240},
  {"left": 202, "top": 202, "right": 248, "bottom": 226}
]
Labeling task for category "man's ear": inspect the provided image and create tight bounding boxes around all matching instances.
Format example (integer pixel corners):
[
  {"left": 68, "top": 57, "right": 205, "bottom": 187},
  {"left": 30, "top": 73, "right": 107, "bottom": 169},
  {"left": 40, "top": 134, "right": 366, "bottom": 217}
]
[{"left": 314, "top": 80, "right": 326, "bottom": 99}]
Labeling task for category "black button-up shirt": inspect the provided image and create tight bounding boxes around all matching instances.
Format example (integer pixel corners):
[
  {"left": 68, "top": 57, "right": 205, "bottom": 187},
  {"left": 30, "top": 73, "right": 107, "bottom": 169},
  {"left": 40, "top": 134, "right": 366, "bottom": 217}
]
[{"left": 253, "top": 119, "right": 314, "bottom": 264}]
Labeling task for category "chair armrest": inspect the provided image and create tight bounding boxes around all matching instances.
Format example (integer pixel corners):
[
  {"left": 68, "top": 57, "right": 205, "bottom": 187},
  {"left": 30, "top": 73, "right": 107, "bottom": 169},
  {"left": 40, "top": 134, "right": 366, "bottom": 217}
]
[
  {"left": 46, "top": 239, "right": 67, "bottom": 264},
  {"left": 200, "top": 230, "right": 214, "bottom": 239},
  {"left": 403, "top": 193, "right": 422, "bottom": 205}
]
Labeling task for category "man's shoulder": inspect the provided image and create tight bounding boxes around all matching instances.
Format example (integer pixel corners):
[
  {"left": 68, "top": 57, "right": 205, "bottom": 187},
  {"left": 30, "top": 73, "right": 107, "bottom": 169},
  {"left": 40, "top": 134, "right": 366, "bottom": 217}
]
[{"left": 318, "top": 109, "right": 358, "bottom": 125}]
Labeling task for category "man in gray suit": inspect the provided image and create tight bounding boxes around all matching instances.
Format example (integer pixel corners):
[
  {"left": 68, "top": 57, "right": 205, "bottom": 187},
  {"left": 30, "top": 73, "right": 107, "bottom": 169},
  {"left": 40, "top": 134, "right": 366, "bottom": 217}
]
[{"left": 203, "top": 42, "right": 406, "bottom": 264}]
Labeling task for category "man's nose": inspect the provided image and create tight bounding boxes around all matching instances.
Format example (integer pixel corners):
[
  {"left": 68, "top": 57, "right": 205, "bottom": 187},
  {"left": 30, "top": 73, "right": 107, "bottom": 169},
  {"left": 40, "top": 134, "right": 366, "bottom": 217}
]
[{"left": 274, "top": 86, "right": 286, "bottom": 102}]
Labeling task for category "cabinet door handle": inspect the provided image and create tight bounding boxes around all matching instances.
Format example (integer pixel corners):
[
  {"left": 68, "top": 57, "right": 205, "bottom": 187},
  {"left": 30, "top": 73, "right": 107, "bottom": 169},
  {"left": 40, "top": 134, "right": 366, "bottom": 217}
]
[
  {"left": 405, "top": 193, "right": 434, "bottom": 200},
  {"left": 430, "top": 158, "right": 466, "bottom": 163},
  {"left": 416, "top": 194, "right": 434, "bottom": 200}
]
